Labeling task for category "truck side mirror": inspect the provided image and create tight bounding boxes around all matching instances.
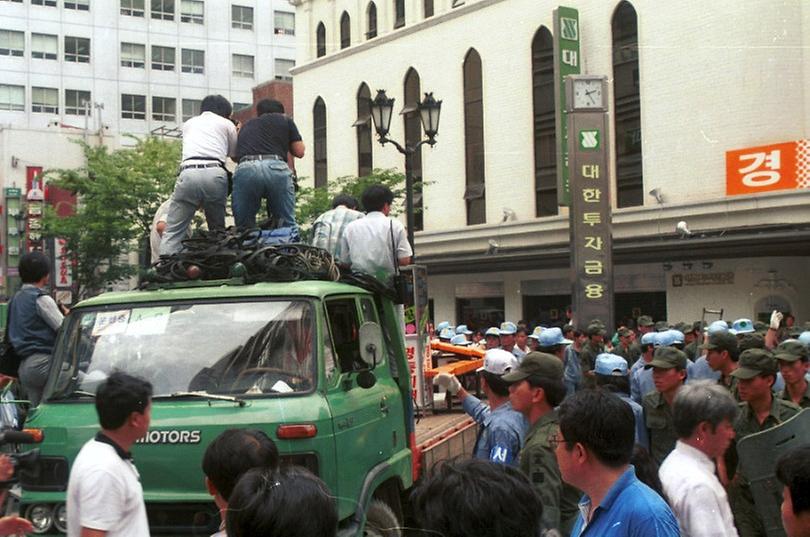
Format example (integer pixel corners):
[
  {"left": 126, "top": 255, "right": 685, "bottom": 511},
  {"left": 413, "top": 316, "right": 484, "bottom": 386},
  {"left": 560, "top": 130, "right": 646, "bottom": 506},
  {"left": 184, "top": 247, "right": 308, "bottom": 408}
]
[{"left": 356, "top": 322, "right": 383, "bottom": 389}]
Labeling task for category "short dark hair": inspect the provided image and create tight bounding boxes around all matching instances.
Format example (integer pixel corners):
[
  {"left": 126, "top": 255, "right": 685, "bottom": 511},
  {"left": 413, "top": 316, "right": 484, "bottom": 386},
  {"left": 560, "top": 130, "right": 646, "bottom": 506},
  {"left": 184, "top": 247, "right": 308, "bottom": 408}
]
[
  {"left": 200, "top": 95, "right": 232, "bottom": 119},
  {"left": 361, "top": 184, "right": 394, "bottom": 212},
  {"left": 331, "top": 194, "right": 359, "bottom": 210},
  {"left": 558, "top": 389, "right": 634, "bottom": 468},
  {"left": 481, "top": 370, "right": 509, "bottom": 397},
  {"left": 202, "top": 429, "right": 280, "bottom": 501},
  {"left": 19, "top": 251, "right": 51, "bottom": 283},
  {"left": 95, "top": 372, "right": 152, "bottom": 430},
  {"left": 595, "top": 374, "right": 631, "bottom": 395},
  {"left": 226, "top": 466, "right": 337, "bottom": 537},
  {"left": 525, "top": 375, "right": 566, "bottom": 407},
  {"left": 410, "top": 458, "right": 543, "bottom": 537},
  {"left": 256, "top": 99, "right": 285, "bottom": 116},
  {"left": 777, "top": 445, "right": 810, "bottom": 516},
  {"left": 515, "top": 327, "right": 528, "bottom": 336}
]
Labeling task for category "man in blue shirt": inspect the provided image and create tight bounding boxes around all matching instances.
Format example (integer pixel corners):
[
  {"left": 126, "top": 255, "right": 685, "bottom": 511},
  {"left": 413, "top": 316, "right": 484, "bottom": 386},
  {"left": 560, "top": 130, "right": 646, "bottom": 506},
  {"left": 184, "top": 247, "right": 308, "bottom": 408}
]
[
  {"left": 555, "top": 389, "right": 679, "bottom": 536},
  {"left": 434, "top": 349, "right": 527, "bottom": 464}
]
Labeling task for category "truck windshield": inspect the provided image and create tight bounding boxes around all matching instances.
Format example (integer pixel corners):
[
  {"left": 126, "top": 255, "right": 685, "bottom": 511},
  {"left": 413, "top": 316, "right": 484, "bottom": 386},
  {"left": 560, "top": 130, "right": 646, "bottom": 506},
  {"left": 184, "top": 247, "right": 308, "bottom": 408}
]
[{"left": 46, "top": 300, "right": 316, "bottom": 400}]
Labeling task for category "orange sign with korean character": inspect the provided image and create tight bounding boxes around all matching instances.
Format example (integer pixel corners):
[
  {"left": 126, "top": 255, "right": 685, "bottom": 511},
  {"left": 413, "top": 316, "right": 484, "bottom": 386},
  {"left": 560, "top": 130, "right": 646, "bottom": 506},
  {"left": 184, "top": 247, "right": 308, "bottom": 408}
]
[{"left": 726, "top": 140, "right": 810, "bottom": 195}]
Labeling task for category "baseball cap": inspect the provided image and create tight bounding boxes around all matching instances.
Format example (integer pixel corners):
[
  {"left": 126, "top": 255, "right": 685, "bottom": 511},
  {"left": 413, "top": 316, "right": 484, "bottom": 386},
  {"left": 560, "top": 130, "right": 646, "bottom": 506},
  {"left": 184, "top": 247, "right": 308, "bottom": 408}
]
[
  {"left": 538, "top": 327, "right": 572, "bottom": 348},
  {"left": 594, "top": 353, "right": 629, "bottom": 376},
  {"left": 439, "top": 327, "right": 455, "bottom": 340},
  {"left": 673, "top": 322, "right": 689, "bottom": 334},
  {"left": 800, "top": 331, "right": 810, "bottom": 346},
  {"left": 640, "top": 332, "right": 657, "bottom": 346},
  {"left": 730, "top": 318, "right": 755, "bottom": 335},
  {"left": 700, "top": 331, "right": 738, "bottom": 353},
  {"left": 707, "top": 320, "right": 729, "bottom": 335},
  {"left": 774, "top": 340, "right": 809, "bottom": 363},
  {"left": 501, "top": 352, "right": 564, "bottom": 383},
  {"left": 499, "top": 321, "right": 517, "bottom": 335},
  {"left": 731, "top": 348, "right": 777, "bottom": 379},
  {"left": 637, "top": 315, "right": 654, "bottom": 327},
  {"left": 587, "top": 321, "right": 606, "bottom": 337},
  {"left": 450, "top": 334, "right": 471, "bottom": 346},
  {"left": 484, "top": 327, "right": 500, "bottom": 338},
  {"left": 436, "top": 321, "right": 451, "bottom": 333},
  {"left": 456, "top": 324, "right": 473, "bottom": 335},
  {"left": 476, "top": 349, "right": 519, "bottom": 375},
  {"left": 753, "top": 321, "right": 768, "bottom": 333},
  {"left": 645, "top": 347, "right": 688, "bottom": 370},
  {"left": 665, "top": 329, "right": 685, "bottom": 346},
  {"left": 528, "top": 326, "right": 545, "bottom": 341},
  {"left": 617, "top": 327, "right": 633, "bottom": 338}
]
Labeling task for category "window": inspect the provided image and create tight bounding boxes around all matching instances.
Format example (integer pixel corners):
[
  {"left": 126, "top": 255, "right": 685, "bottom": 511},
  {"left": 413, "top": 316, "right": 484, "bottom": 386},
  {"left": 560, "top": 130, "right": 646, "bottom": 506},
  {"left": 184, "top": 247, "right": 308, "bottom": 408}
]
[
  {"left": 274, "top": 11, "right": 294, "bottom": 35},
  {"left": 0, "top": 0, "right": 23, "bottom": 3},
  {"left": 274, "top": 58, "right": 294, "bottom": 81},
  {"left": 366, "top": 2, "right": 377, "bottom": 39},
  {"left": 180, "top": 0, "right": 203, "bottom": 23},
  {"left": 182, "top": 98, "right": 200, "bottom": 121},
  {"left": 316, "top": 22, "right": 325, "bottom": 58},
  {"left": 612, "top": 1, "right": 643, "bottom": 208},
  {"left": 0, "top": 30, "right": 24, "bottom": 57},
  {"left": 232, "top": 54, "right": 253, "bottom": 78},
  {"left": 231, "top": 5, "right": 253, "bottom": 30},
  {"left": 64, "top": 0, "right": 89, "bottom": 10},
  {"left": 232, "top": 102, "right": 250, "bottom": 112},
  {"left": 152, "top": 96, "right": 176, "bottom": 122},
  {"left": 121, "top": 93, "right": 146, "bottom": 119},
  {"left": 181, "top": 48, "right": 204, "bottom": 74},
  {"left": 463, "top": 48, "right": 485, "bottom": 225},
  {"left": 32, "top": 33, "right": 58, "bottom": 59},
  {"left": 423, "top": 0, "right": 433, "bottom": 18},
  {"left": 151, "top": 45, "right": 175, "bottom": 71},
  {"left": 65, "top": 89, "right": 91, "bottom": 115},
  {"left": 325, "top": 299, "right": 364, "bottom": 373},
  {"left": 451, "top": 0, "right": 464, "bottom": 6},
  {"left": 31, "top": 87, "right": 58, "bottom": 113},
  {"left": 313, "top": 97, "right": 327, "bottom": 189},
  {"left": 393, "top": 0, "right": 404, "bottom": 28},
  {"left": 64, "top": 36, "right": 90, "bottom": 62},
  {"left": 120, "top": 0, "right": 144, "bottom": 16},
  {"left": 355, "top": 83, "right": 372, "bottom": 178},
  {"left": 0, "top": 85, "right": 24, "bottom": 112},
  {"left": 121, "top": 42, "right": 145, "bottom": 68},
  {"left": 403, "top": 68, "right": 424, "bottom": 230},
  {"left": 339, "top": 12, "right": 350, "bottom": 49},
  {"left": 531, "top": 26, "right": 558, "bottom": 217},
  {"left": 151, "top": 0, "right": 174, "bottom": 20},
  {"left": 32, "top": 0, "right": 58, "bottom": 6}
]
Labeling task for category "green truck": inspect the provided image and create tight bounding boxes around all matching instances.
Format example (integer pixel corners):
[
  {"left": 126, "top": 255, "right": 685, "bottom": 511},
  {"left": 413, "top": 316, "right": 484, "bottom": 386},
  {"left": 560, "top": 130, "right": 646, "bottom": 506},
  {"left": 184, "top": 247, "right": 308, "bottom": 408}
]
[{"left": 18, "top": 276, "right": 435, "bottom": 536}]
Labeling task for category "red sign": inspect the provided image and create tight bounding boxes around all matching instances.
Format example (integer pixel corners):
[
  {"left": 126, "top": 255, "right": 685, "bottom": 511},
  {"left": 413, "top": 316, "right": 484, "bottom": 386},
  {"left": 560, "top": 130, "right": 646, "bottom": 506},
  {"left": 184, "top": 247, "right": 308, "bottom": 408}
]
[{"left": 726, "top": 140, "right": 810, "bottom": 195}]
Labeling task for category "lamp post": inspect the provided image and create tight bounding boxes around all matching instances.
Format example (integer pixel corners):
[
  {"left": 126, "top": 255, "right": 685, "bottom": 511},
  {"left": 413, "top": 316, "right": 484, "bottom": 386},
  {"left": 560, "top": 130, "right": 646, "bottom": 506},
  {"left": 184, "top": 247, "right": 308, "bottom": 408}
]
[{"left": 369, "top": 90, "right": 441, "bottom": 253}]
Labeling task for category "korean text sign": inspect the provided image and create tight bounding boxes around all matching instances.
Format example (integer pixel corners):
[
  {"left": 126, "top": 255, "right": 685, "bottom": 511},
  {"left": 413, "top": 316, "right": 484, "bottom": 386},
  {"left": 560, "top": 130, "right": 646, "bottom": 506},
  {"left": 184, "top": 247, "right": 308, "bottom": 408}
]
[{"left": 726, "top": 140, "right": 810, "bottom": 195}]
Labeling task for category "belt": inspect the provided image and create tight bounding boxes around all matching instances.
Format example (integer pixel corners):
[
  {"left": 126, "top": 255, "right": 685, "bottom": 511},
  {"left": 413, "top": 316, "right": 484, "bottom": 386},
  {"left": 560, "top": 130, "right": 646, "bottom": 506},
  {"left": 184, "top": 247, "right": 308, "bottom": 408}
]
[
  {"left": 179, "top": 162, "right": 222, "bottom": 171},
  {"left": 240, "top": 154, "right": 282, "bottom": 163}
]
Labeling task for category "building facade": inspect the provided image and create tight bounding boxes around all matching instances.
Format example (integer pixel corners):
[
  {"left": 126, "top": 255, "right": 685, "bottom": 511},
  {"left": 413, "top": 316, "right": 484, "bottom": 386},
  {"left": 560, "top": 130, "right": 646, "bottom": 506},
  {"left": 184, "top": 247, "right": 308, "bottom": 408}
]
[{"left": 290, "top": 0, "right": 810, "bottom": 329}]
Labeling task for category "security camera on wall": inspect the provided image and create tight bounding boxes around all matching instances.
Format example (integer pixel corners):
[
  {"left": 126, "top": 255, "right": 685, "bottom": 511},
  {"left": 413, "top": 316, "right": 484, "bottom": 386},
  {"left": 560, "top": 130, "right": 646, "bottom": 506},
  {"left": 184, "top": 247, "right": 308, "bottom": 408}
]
[{"left": 676, "top": 221, "right": 692, "bottom": 238}]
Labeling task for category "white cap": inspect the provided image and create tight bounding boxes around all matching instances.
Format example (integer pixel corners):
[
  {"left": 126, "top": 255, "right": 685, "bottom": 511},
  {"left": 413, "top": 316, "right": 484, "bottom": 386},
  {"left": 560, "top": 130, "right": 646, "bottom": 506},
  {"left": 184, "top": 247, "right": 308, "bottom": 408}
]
[{"left": 476, "top": 348, "right": 519, "bottom": 376}]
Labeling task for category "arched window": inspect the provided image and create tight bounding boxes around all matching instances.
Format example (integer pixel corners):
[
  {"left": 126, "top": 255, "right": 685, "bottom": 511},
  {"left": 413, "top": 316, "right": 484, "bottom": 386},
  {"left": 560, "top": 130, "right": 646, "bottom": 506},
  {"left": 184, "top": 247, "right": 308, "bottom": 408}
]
[
  {"left": 531, "top": 26, "right": 557, "bottom": 217},
  {"left": 316, "top": 22, "right": 326, "bottom": 58},
  {"left": 463, "top": 49, "right": 485, "bottom": 225},
  {"left": 612, "top": 1, "right": 643, "bottom": 207},
  {"left": 424, "top": 0, "right": 433, "bottom": 18},
  {"left": 356, "top": 84, "right": 373, "bottom": 177},
  {"left": 340, "top": 12, "right": 350, "bottom": 49},
  {"left": 313, "top": 97, "right": 327, "bottom": 188},
  {"left": 403, "top": 68, "right": 423, "bottom": 231},
  {"left": 366, "top": 2, "right": 377, "bottom": 39},
  {"left": 394, "top": 0, "right": 405, "bottom": 28}
]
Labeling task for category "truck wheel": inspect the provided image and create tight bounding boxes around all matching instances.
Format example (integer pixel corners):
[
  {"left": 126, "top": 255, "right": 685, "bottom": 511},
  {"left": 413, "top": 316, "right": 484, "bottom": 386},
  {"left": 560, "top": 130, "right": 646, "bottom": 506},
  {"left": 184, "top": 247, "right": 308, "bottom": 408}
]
[{"left": 363, "top": 499, "right": 401, "bottom": 537}]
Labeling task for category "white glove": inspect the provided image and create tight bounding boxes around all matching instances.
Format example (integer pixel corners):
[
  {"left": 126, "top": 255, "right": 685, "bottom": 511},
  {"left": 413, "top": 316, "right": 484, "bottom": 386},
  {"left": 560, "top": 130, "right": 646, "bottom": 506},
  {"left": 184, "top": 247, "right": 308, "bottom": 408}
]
[
  {"left": 434, "top": 372, "right": 462, "bottom": 395},
  {"left": 770, "top": 310, "right": 783, "bottom": 330}
]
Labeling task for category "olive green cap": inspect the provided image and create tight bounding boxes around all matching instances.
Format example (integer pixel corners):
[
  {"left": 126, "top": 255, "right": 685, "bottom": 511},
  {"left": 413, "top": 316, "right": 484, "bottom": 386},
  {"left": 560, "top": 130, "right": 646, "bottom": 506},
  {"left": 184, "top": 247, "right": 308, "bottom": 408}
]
[
  {"left": 730, "top": 348, "right": 777, "bottom": 379},
  {"left": 637, "top": 315, "right": 654, "bottom": 327},
  {"left": 700, "top": 331, "right": 738, "bottom": 353},
  {"left": 655, "top": 321, "right": 670, "bottom": 332},
  {"left": 501, "top": 352, "right": 564, "bottom": 383},
  {"left": 644, "top": 346, "right": 687, "bottom": 370},
  {"left": 587, "top": 321, "right": 606, "bottom": 337},
  {"left": 617, "top": 327, "right": 633, "bottom": 337},
  {"left": 774, "top": 340, "right": 809, "bottom": 363}
]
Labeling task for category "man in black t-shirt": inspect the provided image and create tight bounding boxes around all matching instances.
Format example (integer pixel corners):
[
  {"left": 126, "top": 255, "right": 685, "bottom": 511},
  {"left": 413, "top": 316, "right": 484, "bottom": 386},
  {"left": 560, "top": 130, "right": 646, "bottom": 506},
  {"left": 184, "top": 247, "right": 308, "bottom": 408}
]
[{"left": 233, "top": 99, "right": 305, "bottom": 234}]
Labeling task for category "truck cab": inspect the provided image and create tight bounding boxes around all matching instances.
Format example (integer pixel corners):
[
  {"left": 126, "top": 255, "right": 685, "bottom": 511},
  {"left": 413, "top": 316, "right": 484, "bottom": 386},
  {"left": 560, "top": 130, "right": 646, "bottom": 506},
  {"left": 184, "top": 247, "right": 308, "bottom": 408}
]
[{"left": 20, "top": 278, "right": 415, "bottom": 536}]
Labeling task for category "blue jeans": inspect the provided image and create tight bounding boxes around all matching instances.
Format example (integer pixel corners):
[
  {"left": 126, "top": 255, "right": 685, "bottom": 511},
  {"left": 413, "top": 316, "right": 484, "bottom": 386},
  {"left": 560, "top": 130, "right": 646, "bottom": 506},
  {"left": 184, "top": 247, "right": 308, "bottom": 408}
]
[
  {"left": 232, "top": 159, "right": 298, "bottom": 234},
  {"left": 160, "top": 167, "right": 227, "bottom": 256}
]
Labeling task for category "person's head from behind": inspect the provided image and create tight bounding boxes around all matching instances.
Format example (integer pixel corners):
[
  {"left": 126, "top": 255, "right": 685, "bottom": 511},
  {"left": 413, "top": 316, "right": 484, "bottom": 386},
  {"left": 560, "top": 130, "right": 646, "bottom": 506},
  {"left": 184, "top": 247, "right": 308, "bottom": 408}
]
[
  {"left": 672, "top": 381, "right": 737, "bottom": 458},
  {"left": 202, "top": 429, "right": 280, "bottom": 509},
  {"left": 95, "top": 372, "right": 153, "bottom": 437},
  {"left": 556, "top": 390, "right": 634, "bottom": 489},
  {"left": 361, "top": 184, "right": 394, "bottom": 214},
  {"left": 331, "top": 194, "right": 359, "bottom": 210},
  {"left": 200, "top": 95, "right": 233, "bottom": 119},
  {"left": 256, "top": 99, "right": 285, "bottom": 116},
  {"left": 19, "top": 251, "right": 51, "bottom": 285},
  {"left": 226, "top": 466, "right": 337, "bottom": 537},
  {"left": 410, "top": 458, "right": 543, "bottom": 537},
  {"left": 777, "top": 445, "right": 810, "bottom": 537}
]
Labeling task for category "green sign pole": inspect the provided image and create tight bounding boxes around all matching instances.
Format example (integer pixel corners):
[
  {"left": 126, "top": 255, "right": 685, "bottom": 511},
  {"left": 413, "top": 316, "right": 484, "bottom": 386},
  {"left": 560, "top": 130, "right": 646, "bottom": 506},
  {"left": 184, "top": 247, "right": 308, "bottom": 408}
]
[{"left": 553, "top": 6, "right": 581, "bottom": 207}]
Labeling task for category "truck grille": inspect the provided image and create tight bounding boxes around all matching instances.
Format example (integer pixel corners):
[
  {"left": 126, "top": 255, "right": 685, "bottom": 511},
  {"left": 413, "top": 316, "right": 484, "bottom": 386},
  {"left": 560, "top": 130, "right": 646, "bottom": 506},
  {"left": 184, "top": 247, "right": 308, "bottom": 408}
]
[{"left": 20, "top": 456, "right": 69, "bottom": 492}]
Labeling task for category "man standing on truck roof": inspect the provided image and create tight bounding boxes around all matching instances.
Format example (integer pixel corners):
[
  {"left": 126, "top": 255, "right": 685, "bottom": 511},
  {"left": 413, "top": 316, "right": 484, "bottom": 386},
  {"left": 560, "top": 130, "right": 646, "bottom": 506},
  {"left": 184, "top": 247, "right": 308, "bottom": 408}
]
[
  {"left": 309, "top": 194, "right": 363, "bottom": 260},
  {"left": 66, "top": 372, "right": 152, "bottom": 537},
  {"left": 433, "top": 349, "right": 529, "bottom": 465}
]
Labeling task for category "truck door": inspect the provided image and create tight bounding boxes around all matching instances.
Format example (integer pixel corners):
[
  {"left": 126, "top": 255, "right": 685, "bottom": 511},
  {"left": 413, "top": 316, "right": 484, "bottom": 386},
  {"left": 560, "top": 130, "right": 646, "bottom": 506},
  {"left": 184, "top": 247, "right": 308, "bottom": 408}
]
[{"left": 324, "top": 296, "right": 405, "bottom": 516}]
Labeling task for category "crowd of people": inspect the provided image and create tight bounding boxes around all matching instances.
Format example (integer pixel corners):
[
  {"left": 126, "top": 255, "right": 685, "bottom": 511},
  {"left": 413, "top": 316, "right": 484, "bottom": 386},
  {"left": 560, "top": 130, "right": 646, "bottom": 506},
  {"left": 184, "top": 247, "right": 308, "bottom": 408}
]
[{"left": 430, "top": 314, "right": 810, "bottom": 536}]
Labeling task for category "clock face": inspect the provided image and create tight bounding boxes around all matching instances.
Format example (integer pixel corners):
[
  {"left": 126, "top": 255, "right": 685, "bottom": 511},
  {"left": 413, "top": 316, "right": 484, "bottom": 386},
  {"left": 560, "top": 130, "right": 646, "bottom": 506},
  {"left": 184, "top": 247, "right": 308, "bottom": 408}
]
[{"left": 573, "top": 79, "right": 604, "bottom": 110}]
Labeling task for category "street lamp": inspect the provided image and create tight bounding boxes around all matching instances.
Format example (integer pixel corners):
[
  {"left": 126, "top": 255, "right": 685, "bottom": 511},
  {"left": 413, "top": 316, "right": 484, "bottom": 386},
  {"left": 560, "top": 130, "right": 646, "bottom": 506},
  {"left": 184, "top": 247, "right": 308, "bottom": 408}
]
[{"left": 369, "top": 90, "right": 442, "bottom": 253}]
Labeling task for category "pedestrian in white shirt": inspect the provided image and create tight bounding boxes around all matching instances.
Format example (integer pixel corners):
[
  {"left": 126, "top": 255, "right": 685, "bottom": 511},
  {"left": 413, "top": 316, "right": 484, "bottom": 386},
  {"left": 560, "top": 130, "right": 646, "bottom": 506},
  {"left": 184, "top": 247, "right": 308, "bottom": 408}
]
[{"left": 659, "top": 380, "right": 739, "bottom": 537}]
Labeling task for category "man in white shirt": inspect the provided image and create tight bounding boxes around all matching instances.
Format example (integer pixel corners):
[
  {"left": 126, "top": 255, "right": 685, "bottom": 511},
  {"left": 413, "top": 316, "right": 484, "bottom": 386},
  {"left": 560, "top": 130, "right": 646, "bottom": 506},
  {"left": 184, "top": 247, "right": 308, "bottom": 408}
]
[
  {"left": 658, "top": 380, "right": 739, "bottom": 537},
  {"left": 160, "top": 95, "right": 237, "bottom": 256},
  {"left": 67, "top": 372, "right": 153, "bottom": 537},
  {"left": 338, "top": 185, "right": 412, "bottom": 284}
]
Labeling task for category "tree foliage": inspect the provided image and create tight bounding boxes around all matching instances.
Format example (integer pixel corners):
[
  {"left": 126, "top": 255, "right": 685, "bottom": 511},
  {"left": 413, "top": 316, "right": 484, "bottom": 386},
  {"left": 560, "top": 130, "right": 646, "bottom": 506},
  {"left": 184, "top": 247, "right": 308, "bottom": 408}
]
[{"left": 42, "top": 137, "right": 180, "bottom": 298}]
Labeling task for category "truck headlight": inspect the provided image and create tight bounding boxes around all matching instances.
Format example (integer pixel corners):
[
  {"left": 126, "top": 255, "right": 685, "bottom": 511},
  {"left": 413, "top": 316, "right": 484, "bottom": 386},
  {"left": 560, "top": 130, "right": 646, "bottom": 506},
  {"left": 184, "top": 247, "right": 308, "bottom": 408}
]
[
  {"left": 54, "top": 504, "right": 68, "bottom": 533},
  {"left": 27, "top": 504, "right": 53, "bottom": 534}
]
